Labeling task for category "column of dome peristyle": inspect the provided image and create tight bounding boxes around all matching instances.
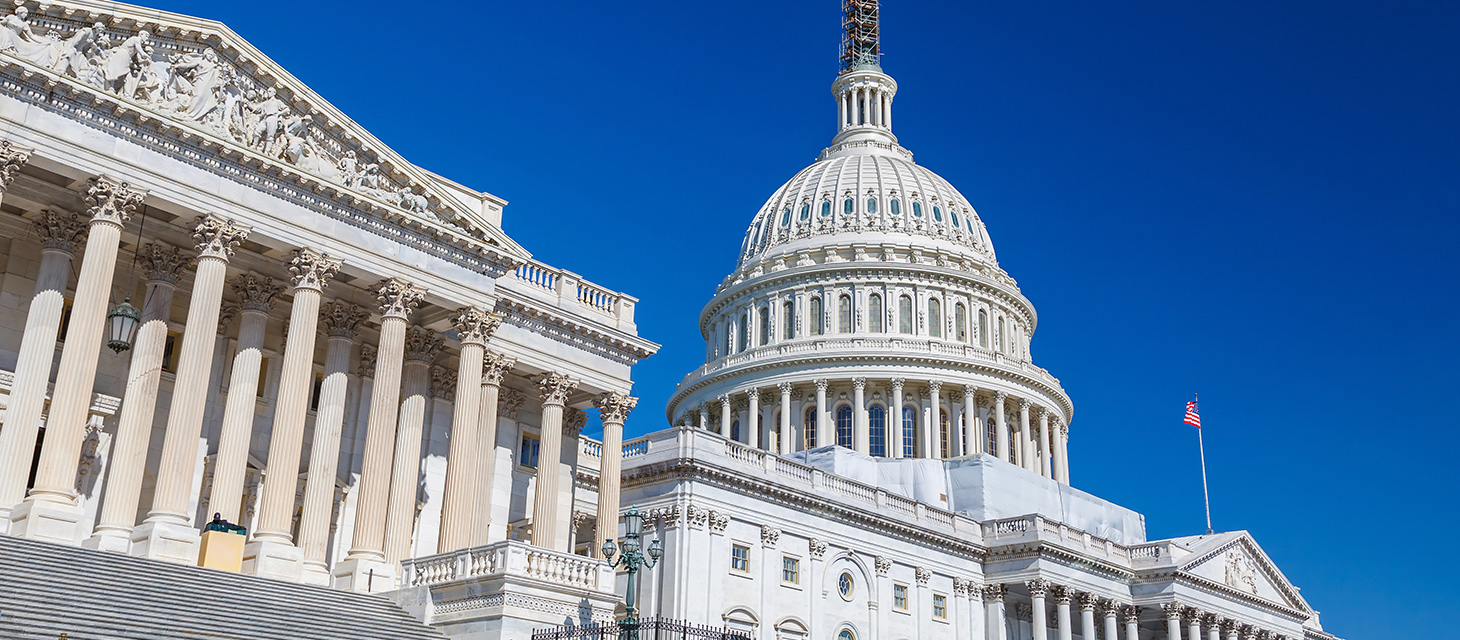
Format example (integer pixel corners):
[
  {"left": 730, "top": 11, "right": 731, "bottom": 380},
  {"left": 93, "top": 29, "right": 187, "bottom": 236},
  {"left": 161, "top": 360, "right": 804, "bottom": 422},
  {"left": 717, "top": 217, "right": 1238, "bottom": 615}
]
[
  {"left": 335, "top": 278, "right": 424, "bottom": 593},
  {"left": 10, "top": 178, "right": 145, "bottom": 545},
  {"left": 245, "top": 248, "right": 341, "bottom": 580},
  {"left": 208, "top": 274, "right": 283, "bottom": 524},
  {"left": 86, "top": 244, "right": 192, "bottom": 551},
  {"left": 437, "top": 307, "right": 503, "bottom": 553},
  {"left": 0, "top": 209, "right": 84, "bottom": 526},
  {"left": 829, "top": 68, "right": 898, "bottom": 153},
  {"left": 592, "top": 392, "right": 637, "bottom": 557},
  {"left": 531, "top": 372, "right": 578, "bottom": 550},
  {"left": 297, "top": 301, "right": 366, "bottom": 585},
  {"left": 129, "top": 214, "right": 248, "bottom": 561}
]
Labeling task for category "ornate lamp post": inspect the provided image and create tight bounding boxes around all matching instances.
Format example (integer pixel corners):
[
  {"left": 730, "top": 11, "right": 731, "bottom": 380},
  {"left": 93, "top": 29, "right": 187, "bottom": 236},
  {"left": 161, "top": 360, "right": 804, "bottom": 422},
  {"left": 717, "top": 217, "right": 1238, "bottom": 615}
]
[{"left": 601, "top": 505, "right": 662, "bottom": 640}]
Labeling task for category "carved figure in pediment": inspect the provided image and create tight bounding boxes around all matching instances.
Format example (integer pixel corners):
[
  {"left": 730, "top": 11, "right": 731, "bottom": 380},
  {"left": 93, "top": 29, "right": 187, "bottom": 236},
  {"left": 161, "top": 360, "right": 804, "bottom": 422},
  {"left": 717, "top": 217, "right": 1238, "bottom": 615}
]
[
  {"left": 358, "top": 163, "right": 386, "bottom": 198},
  {"left": 0, "top": 8, "right": 58, "bottom": 68},
  {"left": 53, "top": 22, "right": 106, "bottom": 80},
  {"left": 103, "top": 29, "right": 152, "bottom": 97},
  {"left": 1223, "top": 549, "right": 1259, "bottom": 595},
  {"left": 396, "top": 188, "right": 428, "bottom": 214},
  {"left": 337, "top": 150, "right": 359, "bottom": 187},
  {"left": 249, "top": 87, "right": 288, "bottom": 152},
  {"left": 171, "top": 48, "right": 226, "bottom": 121}
]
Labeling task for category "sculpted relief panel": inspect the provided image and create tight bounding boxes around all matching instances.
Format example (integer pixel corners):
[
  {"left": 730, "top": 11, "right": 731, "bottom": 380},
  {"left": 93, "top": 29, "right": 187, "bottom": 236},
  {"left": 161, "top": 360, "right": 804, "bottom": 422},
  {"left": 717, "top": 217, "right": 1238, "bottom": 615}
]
[{"left": 0, "top": 5, "right": 446, "bottom": 221}]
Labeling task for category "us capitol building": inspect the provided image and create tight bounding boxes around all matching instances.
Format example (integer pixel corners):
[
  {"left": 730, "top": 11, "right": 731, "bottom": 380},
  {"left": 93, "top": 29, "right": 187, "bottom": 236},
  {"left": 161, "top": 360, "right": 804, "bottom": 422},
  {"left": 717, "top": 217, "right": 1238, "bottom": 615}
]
[{"left": 0, "top": 1, "right": 1343, "bottom": 639}]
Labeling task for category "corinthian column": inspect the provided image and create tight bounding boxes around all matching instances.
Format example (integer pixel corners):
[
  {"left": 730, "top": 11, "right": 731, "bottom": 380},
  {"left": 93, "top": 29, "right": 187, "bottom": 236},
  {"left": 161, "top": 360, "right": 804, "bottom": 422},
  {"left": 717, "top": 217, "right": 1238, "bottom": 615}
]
[
  {"left": 963, "top": 385, "right": 980, "bottom": 455},
  {"left": 746, "top": 388, "right": 760, "bottom": 449},
  {"left": 1028, "top": 579, "right": 1049, "bottom": 640},
  {"left": 244, "top": 249, "right": 340, "bottom": 579},
  {"left": 890, "top": 378, "right": 905, "bottom": 458},
  {"left": 993, "top": 391, "right": 1009, "bottom": 462},
  {"left": 1019, "top": 398, "right": 1033, "bottom": 470},
  {"left": 207, "top": 274, "right": 282, "bottom": 524},
  {"left": 592, "top": 392, "right": 636, "bottom": 557},
  {"left": 0, "top": 210, "right": 84, "bottom": 525},
  {"left": 1163, "top": 603, "right": 1184, "bottom": 640},
  {"left": 718, "top": 394, "right": 731, "bottom": 437},
  {"left": 130, "top": 214, "right": 247, "bottom": 561},
  {"left": 852, "top": 377, "right": 867, "bottom": 454},
  {"left": 297, "top": 301, "right": 365, "bottom": 585},
  {"left": 1053, "top": 585, "right": 1073, "bottom": 640},
  {"left": 1057, "top": 421, "right": 1071, "bottom": 485},
  {"left": 86, "top": 244, "right": 192, "bottom": 551},
  {"left": 11, "top": 179, "right": 145, "bottom": 545},
  {"left": 531, "top": 372, "right": 578, "bottom": 549},
  {"left": 383, "top": 326, "right": 441, "bottom": 566},
  {"left": 437, "top": 307, "right": 502, "bottom": 553},
  {"left": 336, "top": 278, "right": 423, "bottom": 592},
  {"left": 926, "top": 380, "right": 942, "bottom": 459},
  {"left": 813, "top": 379, "right": 829, "bottom": 447},
  {"left": 472, "top": 352, "right": 515, "bottom": 546},
  {"left": 1038, "top": 407, "right": 1053, "bottom": 480},
  {"left": 777, "top": 382, "right": 792, "bottom": 455}
]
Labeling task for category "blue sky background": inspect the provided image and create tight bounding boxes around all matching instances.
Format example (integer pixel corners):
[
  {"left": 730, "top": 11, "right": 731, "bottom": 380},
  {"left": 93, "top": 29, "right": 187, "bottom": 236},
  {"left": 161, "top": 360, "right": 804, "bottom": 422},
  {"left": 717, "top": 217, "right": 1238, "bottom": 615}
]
[{"left": 151, "top": 1, "right": 1456, "bottom": 636}]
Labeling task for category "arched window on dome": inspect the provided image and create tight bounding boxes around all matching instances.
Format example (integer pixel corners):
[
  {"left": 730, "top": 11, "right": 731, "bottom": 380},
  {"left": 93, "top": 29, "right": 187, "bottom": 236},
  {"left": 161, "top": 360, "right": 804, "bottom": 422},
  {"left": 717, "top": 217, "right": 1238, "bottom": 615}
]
[
  {"left": 898, "top": 295, "right": 913, "bottom": 334},
  {"left": 955, "top": 303, "right": 968, "bottom": 342},
  {"left": 800, "top": 203, "right": 811, "bottom": 221},
  {"left": 731, "top": 419, "right": 741, "bottom": 443},
  {"left": 928, "top": 298, "right": 942, "bottom": 338},
  {"left": 933, "top": 205, "right": 943, "bottom": 222},
  {"left": 809, "top": 297, "right": 824, "bottom": 336},
  {"left": 986, "top": 416, "right": 998, "bottom": 458},
  {"left": 835, "top": 405, "right": 853, "bottom": 448},
  {"left": 902, "top": 406, "right": 918, "bottom": 458},
  {"left": 739, "top": 313, "right": 750, "bottom": 352},
  {"left": 838, "top": 294, "right": 852, "bottom": 333},
  {"left": 912, "top": 201, "right": 923, "bottom": 218},
  {"left": 780, "top": 208, "right": 791, "bottom": 227},
  {"left": 996, "top": 317, "right": 1005, "bottom": 352},
  {"left": 890, "top": 199, "right": 901, "bottom": 216},
  {"left": 758, "top": 306, "right": 770, "bottom": 346},
  {"left": 843, "top": 198, "right": 854, "bottom": 215},
  {"left": 868, "top": 294, "right": 884, "bottom": 333},
  {"left": 772, "top": 410, "right": 781, "bottom": 451},
  {"left": 869, "top": 404, "right": 887, "bottom": 457},
  {"left": 821, "top": 201, "right": 832, "bottom": 218},
  {"left": 978, "top": 309, "right": 989, "bottom": 348},
  {"left": 783, "top": 299, "right": 795, "bottom": 340},
  {"left": 867, "top": 198, "right": 878, "bottom": 214},
  {"left": 804, "top": 407, "right": 818, "bottom": 449},
  {"left": 1007, "top": 422, "right": 1018, "bottom": 464}
]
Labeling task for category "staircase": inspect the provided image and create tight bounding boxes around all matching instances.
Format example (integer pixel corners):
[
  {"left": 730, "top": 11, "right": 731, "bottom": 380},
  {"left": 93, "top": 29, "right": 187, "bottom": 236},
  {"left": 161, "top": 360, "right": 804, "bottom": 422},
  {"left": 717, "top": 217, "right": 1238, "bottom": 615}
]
[{"left": 0, "top": 534, "right": 448, "bottom": 640}]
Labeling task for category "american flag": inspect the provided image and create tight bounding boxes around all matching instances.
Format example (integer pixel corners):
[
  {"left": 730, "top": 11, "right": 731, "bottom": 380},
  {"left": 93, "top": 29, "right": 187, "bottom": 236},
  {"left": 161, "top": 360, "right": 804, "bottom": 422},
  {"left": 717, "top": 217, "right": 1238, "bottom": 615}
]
[{"left": 1184, "top": 400, "right": 1201, "bottom": 428}]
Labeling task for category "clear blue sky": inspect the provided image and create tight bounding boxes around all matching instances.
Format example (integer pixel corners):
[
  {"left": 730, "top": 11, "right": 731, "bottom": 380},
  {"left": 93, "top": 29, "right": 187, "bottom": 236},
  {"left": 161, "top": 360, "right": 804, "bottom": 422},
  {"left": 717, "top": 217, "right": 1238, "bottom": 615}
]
[{"left": 152, "top": 1, "right": 1455, "bottom": 636}]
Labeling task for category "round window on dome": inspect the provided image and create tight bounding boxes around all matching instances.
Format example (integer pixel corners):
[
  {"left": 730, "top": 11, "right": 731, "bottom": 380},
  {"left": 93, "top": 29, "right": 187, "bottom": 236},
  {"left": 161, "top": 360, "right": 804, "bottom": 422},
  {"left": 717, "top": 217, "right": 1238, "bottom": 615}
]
[
  {"left": 890, "top": 199, "right": 901, "bottom": 215},
  {"left": 933, "top": 206, "right": 943, "bottom": 222},
  {"left": 781, "top": 208, "right": 791, "bottom": 226},
  {"left": 912, "top": 202, "right": 923, "bottom": 218},
  {"left": 866, "top": 198, "right": 878, "bottom": 214},
  {"left": 821, "top": 201, "right": 832, "bottom": 218},
  {"left": 843, "top": 198, "right": 854, "bottom": 214},
  {"left": 800, "top": 204, "right": 811, "bottom": 221}
]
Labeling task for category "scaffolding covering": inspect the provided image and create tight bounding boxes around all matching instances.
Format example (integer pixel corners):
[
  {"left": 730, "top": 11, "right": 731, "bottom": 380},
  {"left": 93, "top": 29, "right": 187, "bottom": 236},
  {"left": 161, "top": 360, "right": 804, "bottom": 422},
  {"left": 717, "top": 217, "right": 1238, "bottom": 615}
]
[{"left": 839, "top": 0, "right": 881, "bottom": 73}]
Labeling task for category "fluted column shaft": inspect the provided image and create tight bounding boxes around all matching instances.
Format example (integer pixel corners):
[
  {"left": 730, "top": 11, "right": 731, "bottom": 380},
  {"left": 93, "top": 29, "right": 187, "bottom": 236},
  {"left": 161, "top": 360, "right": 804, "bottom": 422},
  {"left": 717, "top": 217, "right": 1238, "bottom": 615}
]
[
  {"left": 1126, "top": 615, "right": 1140, "bottom": 640},
  {"left": 993, "top": 392, "right": 1009, "bottom": 462},
  {"left": 1056, "top": 592, "right": 1073, "bottom": 640},
  {"left": 698, "top": 405, "right": 708, "bottom": 430},
  {"left": 814, "top": 380, "right": 828, "bottom": 448},
  {"left": 719, "top": 395, "right": 731, "bottom": 437},
  {"left": 777, "top": 383, "right": 792, "bottom": 454},
  {"left": 1019, "top": 400, "right": 1033, "bottom": 471},
  {"left": 852, "top": 378, "right": 867, "bottom": 454},
  {"left": 531, "top": 373, "right": 577, "bottom": 549},
  {"left": 383, "top": 356, "right": 432, "bottom": 564},
  {"left": 746, "top": 389, "right": 760, "bottom": 449},
  {"left": 206, "top": 302, "right": 271, "bottom": 522},
  {"left": 0, "top": 239, "right": 77, "bottom": 513},
  {"left": 27, "top": 213, "right": 126, "bottom": 503},
  {"left": 345, "top": 278, "right": 423, "bottom": 562},
  {"left": 438, "top": 308, "right": 499, "bottom": 552},
  {"left": 472, "top": 353, "right": 512, "bottom": 546},
  {"left": 1166, "top": 609, "right": 1183, "bottom": 640},
  {"left": 1039, "top": 410, "right": 1054, "bottom": 480},
  {"left": 146, "top": 216, "right": 245, "bottom": 523},
  {"left": 593, "top": 393, "right": 636, "bottom": 557},
  {"left": 1058, "top": 424, "right": 1071, "bottom": 484},
  {"left": 963, "top": 386, "right": 979, "bottom": 455},
  {"left": 1103, "top": 607, "right": 1119, "bottom": 640},
  {"left": 949, "top": 392, "right": 964, "bottom": 457},
  {"left": 91, "top": 263, "right": 182, "bottom": 542},
  {"left": 890, "top": 379, "right": 905, "bottom": 459},
  {"left": 1030, "top": 584, "right": 1048, "bottom": 640},
  {"left": 297, "top": 331, "right": 354, "bottom": 571},
  {"left": 926, "top": 381, "right": 942, "bottom": 459},
  {"left": 1080, "top": 601, "right": 1097, "bottom": 640}
]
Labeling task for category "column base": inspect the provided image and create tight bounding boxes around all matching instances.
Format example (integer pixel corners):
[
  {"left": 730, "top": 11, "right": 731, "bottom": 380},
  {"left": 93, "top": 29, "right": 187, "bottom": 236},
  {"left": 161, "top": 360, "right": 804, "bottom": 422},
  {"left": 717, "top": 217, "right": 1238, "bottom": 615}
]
[
  {"left": 7, "top": 498, "right": 86, "bottom": 546},
  {"left": 300, "top": 561, "right": 332, "bottom": 587},
  {"left": 332, "top": 556, "right": 395, "bottom": 593},
  {"left": 129, "top": 520, "right": 201, "bottom": 565},
  {"left": 82, "top": 528, "right": 134, "bottom": 553},
  {"left": 241, "top": 537, "right": 303, "bottom": 582}
]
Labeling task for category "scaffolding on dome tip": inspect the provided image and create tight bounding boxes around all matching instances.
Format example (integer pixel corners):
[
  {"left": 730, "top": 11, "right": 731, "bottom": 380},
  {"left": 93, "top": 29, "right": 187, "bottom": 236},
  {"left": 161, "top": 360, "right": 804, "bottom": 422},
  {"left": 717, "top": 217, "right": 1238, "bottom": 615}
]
[{"left": 839, "top": 0, "right": 881, "bottom": 74}]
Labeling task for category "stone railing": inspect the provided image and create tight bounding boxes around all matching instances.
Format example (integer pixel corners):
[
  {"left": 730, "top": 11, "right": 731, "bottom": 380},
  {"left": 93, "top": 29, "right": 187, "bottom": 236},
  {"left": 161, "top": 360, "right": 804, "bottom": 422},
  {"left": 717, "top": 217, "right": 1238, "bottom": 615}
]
[
  {"left": 981, "top": 514, "right": 1154, "bottom": 567},
  {"left": 507, "top": 258, "right": 637, "bottom": 329},
  {"left": 401, "top": 539, "right": 614, "bottom": 593}
]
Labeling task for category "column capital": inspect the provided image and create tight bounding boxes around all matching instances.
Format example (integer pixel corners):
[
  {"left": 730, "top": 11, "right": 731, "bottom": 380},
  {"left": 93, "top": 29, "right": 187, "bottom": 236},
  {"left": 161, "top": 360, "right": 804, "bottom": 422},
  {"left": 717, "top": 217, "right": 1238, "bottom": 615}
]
[
  {"left": 993, "top": 390, "right": 1008, "bottom": 404},
  {"left": 1221, "top": 619, "right": 1240, "bottom": 634},
  {"left": 1162, "top": 602, "right": 1184, "bottom": 620},
  {"left": 564, "top": 408, "right": 587, "bottom": 437},
  {"left": 1, "top": 140, "right": 31, "bottom": 191},
  {"left": 1060, "top": 423, "right": 1069, "bottom": 437},
  {"left": 760, "top": 524, "right": 781, "bottom": 547},
  {"left": 430, "top": 365, "right": 457, "bottom": 400},
  {"left": 373, "top": 277, "right": 425, "bottom": 320},
  {"left": 874, "top": 556, "right": 891, "bottom": 575},
  {"left": 889, "top": 377, "right": 904, "bottom": 391},
  {"left": 232, "top": 273, "right": 283, "bottom": 313},
  {"left": 287, "top": 247, "right": 342, "bottom": 291},
  {"left": 977, "top": 394, "right": 991, "bottom": 409},
  {"left": 1099, "top": 599, "right": 1120, "bottom": 618},
  {"left": 1033, "top": 405, "right": 1048, "bottom": 420},
  {"left": 498, "top": 387, "right": 525, "bottom": 419},
  {"left": 777, "top": 381, "right": 792, "bottom": 396},
  {"left": 852, "top": 377, "right": 866, "bottom": 390},
  {"left": 1122, "top": 605, "right": 1142, "bottom": 624},
  {"left": 1051, "top": 584, "right": 1072, "bottom": 604},
  {"left": 593, "top": 392, "right": 638, "bottom": 424},
  {"left": 356, "top": 343, "right": 377, "bottom": 376},
  {"left": 33, "top": 209, "right": 87, "bottom": 253},
  {"left": 1183, "top": 606, "right": 1205, "bottom": 624},
  {"left": 453, "top": 307, "right": 504, "bottom": 346},
  {"left": 403, "top": 326, "right": 443, "bottom": 364},
  {"left": 1078, "top": 592, "right": 1098, "bottom": 611},
  {"left": 535, "top": 371, "right": 579, "bottom": 407},
  {"left": 1026, "top": 578, "right": 1049, "bottom": 597},
  {"left": 1019, "top": 397, "right": 1033, "bottom": 411},
  {"left": 982, "top": 584, "right": 1007, "bottom": 602},
  {"left": 481, "top": 351, "right": 516, "bottom": 386},
  {"left": 138, "top": 243, "right": 193, "bottom": 284},
  {"left": 192, "top": 214, "right": 249, "bottom": 259},
  {"left": 814, "top": 378, "right": 829, "bottom": 391},
  {"left": 86, "top": 175, "right": 146, "bottom": 227},
  {"left": 915, "top": 566, "right": 931, "bottom": 585},
  {"left": 320, "top": 301, "right": 368, "bottom": 340},
  {"left": 1204, "top": 613, "right": 1222, "bottom": 628},
  {"left": 746, "top": 387, "right": 760, "bottom": 401},
  {"left": 964, "top": 383, "right": 978, "bottom": 397},
  {"left": 927, "top": 379, "right": 942, "bottom": 393}
]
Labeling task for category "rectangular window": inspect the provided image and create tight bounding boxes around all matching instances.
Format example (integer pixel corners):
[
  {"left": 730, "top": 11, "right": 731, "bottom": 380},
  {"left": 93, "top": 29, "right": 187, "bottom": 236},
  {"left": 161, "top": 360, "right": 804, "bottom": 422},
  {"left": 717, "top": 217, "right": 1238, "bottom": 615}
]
[
  {"left": 893, "top": 584, "right": 909, "bottom": 610},
  {"left": 161, "top": 331, "right": 181, "bottom": 373},
  {"left": 308, "top": 371, "right": 324, "bottom": 412},
  {"left": 256, "top": 357, "right": 270, "bottom": 398},
  {"left": 730, "top": 544, "right": 750, "bottom": 573},
  {"left": 56, "top": 300, "right": 74, "bottom": 342},
  {"left": 932, "top": 594, "right": 947, "bottom": 619},
  {"left": 519, "top": 432, "right": 541, "bottom": 468},
  {"left": 781, "top": 556, "right": 799, "bottom": 584}
]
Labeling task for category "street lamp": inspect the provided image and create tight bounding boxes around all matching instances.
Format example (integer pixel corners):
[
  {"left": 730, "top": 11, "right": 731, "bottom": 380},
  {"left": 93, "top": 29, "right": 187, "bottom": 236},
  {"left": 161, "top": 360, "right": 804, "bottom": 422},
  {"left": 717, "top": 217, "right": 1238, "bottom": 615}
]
[{"left": 602, "top": 505, "right": 662, "bottom": 640}]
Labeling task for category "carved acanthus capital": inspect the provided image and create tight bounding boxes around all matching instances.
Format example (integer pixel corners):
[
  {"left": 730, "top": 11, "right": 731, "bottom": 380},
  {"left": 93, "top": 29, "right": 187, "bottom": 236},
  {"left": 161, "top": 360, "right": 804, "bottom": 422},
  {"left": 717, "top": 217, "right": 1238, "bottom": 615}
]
[
  {"left": 1099, "top": 599, "right": 1120, "bottom": 618},
  {"left": 33, "top": 209, "right": 87, "bottom": 253},
  {"left": 137, "top": 243, "right": 193, "bottom": 284},
  {"left": 0, "top": 140, "right": 30, "bottom": 191},
  {"left": 1050, "top": 584, "right": 1072, "bottom": 605},
  {"left": 1026, "top": 578, "right": 1049, "bottom": 598},
  {"left": 232, "top": 273, "right": 283, "bottom": 313},
  {"left": 1183, "top": 606, "right": 1204, "bottom": 624},
  {"left": 777, "top": 381, "right": 792, "bottom": 397},
  {"left": 915, "top": 567, "right": 932, "bottom": 585},
  {"left": 978, "top": 394, "right": 991, "bottom": 409},
  {"left": 852, "top": 377, "right": 866, "bottom": 391},
  {"left": 789, "top": 387, "right": 805, "bottom": 400},
  {"left": 593, "top": 392, "right": 637, "bottom": 425},
  {"left": 1018, "top": 398, "right": 1033, "bottom": 412},
  {"left": 497, "top": 387, "right": 525, "bottom": 419},
  {"left": 948, "top": 389, "right": 965, "bottom": 403},
  {"left": 1221, "top": 618, "right": 1240, "bottom": 634},
  {"left": 707, "top": 510, "right": 729, "bottom": 534},
  {"left": 373, "top": 278, "right": 425, "bottom": 320},
  {"left": 889, "top": 377, "right": 904, "bottom": 392},
  {"left": 656, "top": 504, "right": 683, "bottom": 530},
  {"left": 564, "top": 408, "right": 587, "bottom": 437},
  {"left": 481, "top": 351, "right": 516, "bottom": 386},
  {"left": 927, "top": 379, "right": 943, "bottom": 394},
  {"left": 992, "top": 390, "right": 1008, "bottom": 405},
  {"left": 192, "top": 214, "right": 248, "bottom": 260},
  {"left": 216, "top": 304, "right": 239, "bottom": 336},
  {"left": 287, "top": 248, "right": 341, "bottom": 291},
  {"left": 535, "top": 372, "right": 579, "bottom": 407},
  {"left": 808, "top": 538, "right": 828, "bottom": 559},
  {"left": 746, "top": 387, "right": 760, "bottom": 401},
  {"left": 1122, "top": 605, "right": 1142, "bottom": 624},
  {"left": 685, "top": 505, "right": 709, "bottom": 529},
  {"left": 964, "top": 384, "right": 978, "bottom": 399},
  {"left": 1078, "top": 592, "right": 1099, "bottom": 611},
  {"left": 320, "top": 301, "right": 367, "bottom": 339},
  {"left": 430, "top": 365, "right": 457, "bottom": 400},
  {"left": 403, "top": 326, "right": 443, "bottom": 364},
  {"left": 1162, "top": 602, "right": 1184, "bottom": 620},
  {"left": 453, "top": 307, "right": 504, "bottom": 346},
  {"left": 760, "top": 525, "right": 781, "bottom": 547},
  {"left": 983, "top": 584, "right": 1007, "bottom": 602},
  {"left": 874, "top": 556, "right": 891, "bottom": 575},
  {"left": 1060, "top": 423, "right": 1069, "bottom": 438},
  {"left": 85, "top": 175, "right": 146, "bottom": 227},
  {"left": 813, "top": 378, "right": 829, "bottom": 392}
]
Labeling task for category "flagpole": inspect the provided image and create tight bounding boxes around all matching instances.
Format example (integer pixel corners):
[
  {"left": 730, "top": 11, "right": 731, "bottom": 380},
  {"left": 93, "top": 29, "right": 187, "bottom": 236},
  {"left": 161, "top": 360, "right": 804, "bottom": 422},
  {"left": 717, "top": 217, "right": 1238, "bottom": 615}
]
[{"left": 1196, "top": 393, "right": 1213, "bottom": 535}]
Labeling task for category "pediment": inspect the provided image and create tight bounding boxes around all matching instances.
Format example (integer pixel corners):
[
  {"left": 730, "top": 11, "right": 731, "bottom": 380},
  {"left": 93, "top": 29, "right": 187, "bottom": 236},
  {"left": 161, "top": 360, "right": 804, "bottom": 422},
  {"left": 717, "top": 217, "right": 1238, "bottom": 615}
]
[
  {"left": 1179, "top": 533, "right": 1312, "bottom": 614},
  {"left": 0, "top": 0, "right": 528, "bottom": 264}
]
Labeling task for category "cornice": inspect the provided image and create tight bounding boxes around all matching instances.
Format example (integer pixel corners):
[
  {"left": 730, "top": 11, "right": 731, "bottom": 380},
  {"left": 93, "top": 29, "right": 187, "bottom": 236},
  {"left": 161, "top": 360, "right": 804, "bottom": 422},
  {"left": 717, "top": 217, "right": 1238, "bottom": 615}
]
[{"left": 495, "top": 292, "right": 659, "bottom": 365}]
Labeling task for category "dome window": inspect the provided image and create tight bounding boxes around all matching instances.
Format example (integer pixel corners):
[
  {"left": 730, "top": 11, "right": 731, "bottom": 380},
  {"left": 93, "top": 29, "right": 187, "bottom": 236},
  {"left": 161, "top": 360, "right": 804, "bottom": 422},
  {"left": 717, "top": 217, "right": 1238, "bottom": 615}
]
[
  {"left": 869, "top": 294, "right": 884, "bottom": 333},
  {"left": 821, "top": 201, "right": 832, "bottom": 218},
  {"left": 933, "top": 205, "right": 943, "bottom": 222},
  {"left": 800, "top": 204, "right": 811, "bottom": 221},
  {"left": 869, "top": 404, "right": 887, "bottom": 457},
  {"left": 890, "top": 199, "right": 901, "bottom": 215},
  {"left": 955, "top": 303, "right": 968, "bottom": 342},
  {"left": 928, "top": 298, "right": 942, "bottom": 338},
  {"left": 783, "top": 300, "right": 795, "bottom": 340},
  {"left": 809, "top": 297, "right": 824, "bottom": 336},
  {"left": 804, "top": 407, "right": 818, "bottom": 448},
  {"left": 912, "top": 202, "right": 923, "bottom": 218},
  {"left": 866, "top": 198, "right": 878, "bottom": 214},
  {"left": 898, "top": 295, "right": 913, "bottom": 334},
  {"left": 951, "top": 211, "right": 960, "bottom": 227},
  {"left": 902, "top": 406, "right": 918, "bottom": 457},
  {"left": 843, "top": 198, "right": 854, "bottom": 215},
  {"left": 781, "top": 208, "right": 791, "bottom": 227},
  {"left": 838, "top": 294, "right": 853, "bottom": 333},
  {"left": 836, "top": 405, "right": 853, "bottom": 448}
]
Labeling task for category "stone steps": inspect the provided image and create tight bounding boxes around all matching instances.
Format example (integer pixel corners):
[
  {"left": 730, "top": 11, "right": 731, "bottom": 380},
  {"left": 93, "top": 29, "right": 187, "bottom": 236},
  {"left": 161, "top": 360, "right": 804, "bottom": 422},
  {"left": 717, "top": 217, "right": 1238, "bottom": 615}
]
[{"left": 0, "top": 534, "right": 446, "bottom": 640}]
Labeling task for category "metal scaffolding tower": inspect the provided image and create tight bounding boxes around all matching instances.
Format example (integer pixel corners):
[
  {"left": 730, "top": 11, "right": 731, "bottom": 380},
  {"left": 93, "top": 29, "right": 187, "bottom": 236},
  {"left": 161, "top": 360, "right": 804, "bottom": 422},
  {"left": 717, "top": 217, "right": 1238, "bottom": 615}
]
[{"left": 839, "top": 0, "right": 881, "bottom": 74}]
